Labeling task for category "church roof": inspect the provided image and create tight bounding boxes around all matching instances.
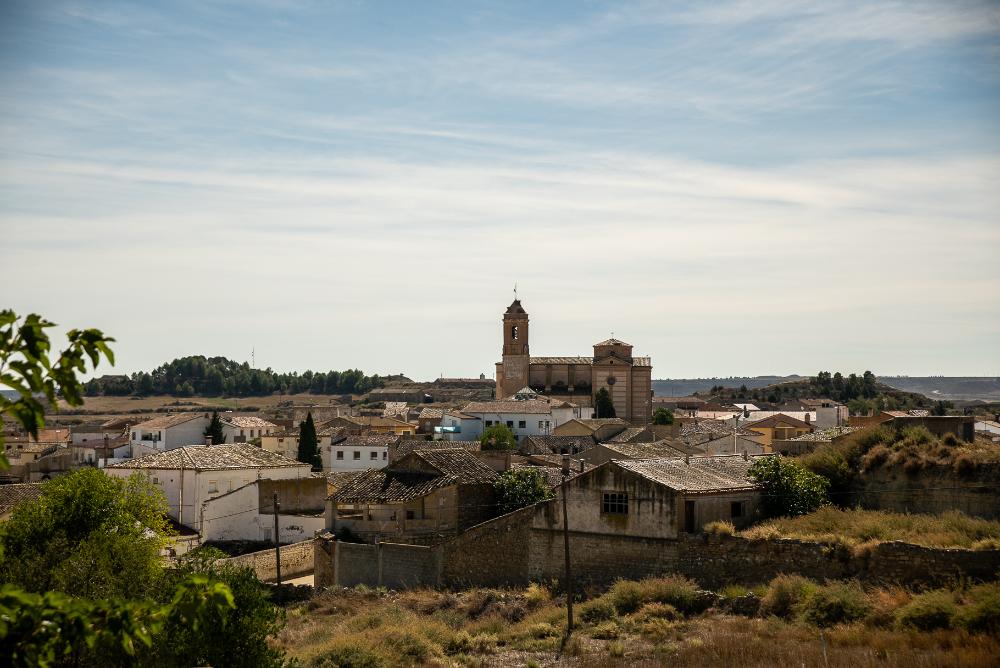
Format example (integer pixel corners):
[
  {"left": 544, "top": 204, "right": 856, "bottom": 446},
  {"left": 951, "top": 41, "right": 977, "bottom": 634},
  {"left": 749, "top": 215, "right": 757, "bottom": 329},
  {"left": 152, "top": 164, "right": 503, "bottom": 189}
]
[
  {"left": 594, "top": 337, "right": 631, "bottom": 347},
  {"left": 530, "top": 356, "right": 593, "bottom": 365},
  {"left": 505, "top": 299, "right": 527, "bottom": 315}
]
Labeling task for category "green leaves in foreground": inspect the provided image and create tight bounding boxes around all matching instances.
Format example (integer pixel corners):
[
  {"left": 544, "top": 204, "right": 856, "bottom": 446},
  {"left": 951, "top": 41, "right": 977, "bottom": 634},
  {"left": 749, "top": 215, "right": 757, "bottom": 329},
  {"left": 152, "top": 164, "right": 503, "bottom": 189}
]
[{"left": 0, "top": 576, "right": 234, "bottom": 668}]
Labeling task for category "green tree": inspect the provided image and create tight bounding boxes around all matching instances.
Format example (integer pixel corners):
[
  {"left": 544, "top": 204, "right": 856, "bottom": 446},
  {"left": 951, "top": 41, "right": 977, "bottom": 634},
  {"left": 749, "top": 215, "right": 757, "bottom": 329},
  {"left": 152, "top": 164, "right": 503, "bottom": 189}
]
[
  {"left": 480, "top": 424, "right": 517, "bottom": 451},
  {"left": 652, "top": 407, "right": 674, "bottom": 425},
  {"left": 748, "top": 456, "right": 829, "bottom": 518},
  {"left": 494, "top": 468, "right": 554, "bottom": 514},
  {"left": 595, "top": 387, "right": 616, "bottom": 418},
  {"left": 0, "top": 469, "right": 170, "bottom": 600},
  {"left": 204, "top": 410, "right": 226, "bottom": 445},
  {"left": 297, "top": 412, "right": 322, "bottom": 470}
]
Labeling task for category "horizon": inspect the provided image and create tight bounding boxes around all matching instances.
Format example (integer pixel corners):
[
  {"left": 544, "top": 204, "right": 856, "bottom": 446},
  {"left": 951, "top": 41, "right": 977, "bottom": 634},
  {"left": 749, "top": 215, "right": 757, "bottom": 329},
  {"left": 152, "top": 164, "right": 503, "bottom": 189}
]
[{"left": 2, "top": 1, "right": 998, "bottom": 379}]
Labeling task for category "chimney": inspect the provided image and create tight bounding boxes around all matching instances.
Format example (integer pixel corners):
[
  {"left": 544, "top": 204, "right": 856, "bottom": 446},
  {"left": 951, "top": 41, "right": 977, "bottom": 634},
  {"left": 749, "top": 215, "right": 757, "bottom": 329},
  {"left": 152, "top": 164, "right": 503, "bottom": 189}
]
[
  {"left": 578, "top": 459, "right": 585, "bottom": 473},
  {"left": 205, "top": 436, "right": 213, "bottom": 446}
]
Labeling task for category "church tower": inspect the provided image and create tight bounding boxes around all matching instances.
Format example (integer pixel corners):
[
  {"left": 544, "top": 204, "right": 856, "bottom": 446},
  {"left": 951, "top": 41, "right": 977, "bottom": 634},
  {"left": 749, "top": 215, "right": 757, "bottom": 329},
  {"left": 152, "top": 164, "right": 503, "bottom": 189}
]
[{"left": 495, "top": 299, "right": 529, "bottom": 398}]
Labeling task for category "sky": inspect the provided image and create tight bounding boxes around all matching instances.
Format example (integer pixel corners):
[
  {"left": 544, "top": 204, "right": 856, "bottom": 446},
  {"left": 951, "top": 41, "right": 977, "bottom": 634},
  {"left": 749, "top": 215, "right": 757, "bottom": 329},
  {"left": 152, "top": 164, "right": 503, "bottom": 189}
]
[{"left": 1, "top": 0, "right": 999, "bottom": 381}]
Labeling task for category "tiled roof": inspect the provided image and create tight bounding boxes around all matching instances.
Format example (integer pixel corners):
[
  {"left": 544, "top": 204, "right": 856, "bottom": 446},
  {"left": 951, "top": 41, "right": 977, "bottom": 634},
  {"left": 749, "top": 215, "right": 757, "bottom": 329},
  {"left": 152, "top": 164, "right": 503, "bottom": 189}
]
[
  {"left": 594, "top": 337, "right": 631, "bottom": 347},
  {"left": 681, "top": 421, "right": 757, "bottom": 438},
  {"left": 133, "top": 413, "right": 205, "bottom": 430},
  {"left": 510, "top": 463, "right": 591, "bottom": 489},
  {"left": 463, "top": 400, "right": 553, "bottom": 415},
  {"left": 606, "top": 427, "right": 649, "bottom": 443},
  {"left": 745, "top": 413, "right": 812, "bottom": 429},
  {"left": 615, "top": 456, "right": 765, "bottom": 494},
  {"left": 530, "top": 356, "right": 593, "bottom": 365},
  {"left": 599, "top": 441, "right": 690, "bottom": 459},
  {"left": 334, "top": 448, "right": 496, "bottom": 504},
  {"left": 787, "top": 426, "right": 861, "bottom": 442},
  {"left": 575, "top": 418, "right": 627, "bottom": 429},
  {"left": 107, "top": 443, "right": 308, "bottom": 471},
  {"left": 337, "top": 434, "right": 401, "bottom": 449},
  {"left": 342, "top": 416, "right": 417, "bottom": 428},
  {"left": 325, "top": 470, "right": 364, "bottom": 492},
  {"left": 392, "top": 439, "right": 481, "bottom": 459},
  {"left": 522, "top": 435, "right": 595, "bottom": 454},
  {"left": 382, "top": 402, "right": 409, "bottom": 418},
  {"left": 0, "top": 483, "right": 43, "bottom": 515},
  {"left": 505, "top": 299, "right": 527, "bottom": 315},
  {"left": 418, "top": 408, "right": 444, "bottom": 420},
  {"left": 221, "top": 416, "right": 278, "bottom": 429}
]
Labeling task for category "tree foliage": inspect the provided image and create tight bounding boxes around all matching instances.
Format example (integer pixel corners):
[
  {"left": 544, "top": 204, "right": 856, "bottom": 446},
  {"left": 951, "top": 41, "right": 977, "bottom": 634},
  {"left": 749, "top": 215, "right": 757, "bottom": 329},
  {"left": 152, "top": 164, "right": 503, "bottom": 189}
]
[
  {"left": 652, "top": 407, "right": 674, "bottom": 425},
  {"left": 298, "top": 412, "right": 322, "bottom": 471},
  {"left": 748, "top": 456, "right": 830, "bottom": 519},
  {"left": 595, "top": 387, "right": 616, "bottom": 418},
  {"left": 480, "top": 424, "right": 517, "bottom": 451},
  {"left": 204, "top": 410, "right": 226, "bottom": 445},
  {"left": 0, "top": 310, "right": 114, "bottom": 460},
  {"left": 494, "top": 468, "right": 555, "bottom": 514},
  {"left": 83, "top": 355, "right": 383, "bottom": 398}
]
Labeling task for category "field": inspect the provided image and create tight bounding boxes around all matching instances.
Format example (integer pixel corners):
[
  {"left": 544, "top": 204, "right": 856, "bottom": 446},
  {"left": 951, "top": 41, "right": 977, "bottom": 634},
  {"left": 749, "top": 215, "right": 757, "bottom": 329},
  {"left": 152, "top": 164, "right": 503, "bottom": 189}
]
[
  {"left": 49, "top": 393, "right": 349, "bottom": 420},
  {"left": 274, "top": 576, "right": 1000, "bottom": 667}
]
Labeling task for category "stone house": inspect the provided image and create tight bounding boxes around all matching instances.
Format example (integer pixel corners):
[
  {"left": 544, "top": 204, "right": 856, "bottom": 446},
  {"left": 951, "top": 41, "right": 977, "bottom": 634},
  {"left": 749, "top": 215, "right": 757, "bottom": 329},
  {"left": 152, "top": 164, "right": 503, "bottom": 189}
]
[
  {"left": 389, "top": 439, "right": 481, "bottom": 464},
  {"left": 327, "top": 416, "right": 418, "bottom": 436},
  {"left": 129, "top": 413, "right": 211, "bottom": 456},
  {"left": 220, "top": 415, "right": 278, "bottom": 443},
  {"left": 461, "top": 398, "right": 579, "bottom": 442},
  {"left": 329, "top": 448, "right": 498, "bottom": 544},
  {"left": 325, "top": 433, "right": 400, "bottom": 472},
  {"left": 553, "top": 418, "right": 628, "bottom": 441},
  {"left": 580, "top": 440, "right": 693, "bottom": 466},
  {"left": 201, "top": 476, "right": 326, "bottom": 544},
  {"left": 417, "top": 407, "right": 444, "bottom": 434},
  {"left": 521, "top": 435, "right": 596, "bottom": 456}
]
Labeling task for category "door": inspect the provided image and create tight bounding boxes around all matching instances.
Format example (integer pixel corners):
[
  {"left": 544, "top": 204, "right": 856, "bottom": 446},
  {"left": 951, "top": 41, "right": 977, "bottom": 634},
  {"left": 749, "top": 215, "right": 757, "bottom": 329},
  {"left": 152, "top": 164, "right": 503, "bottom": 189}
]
[{"left": 684, "top": 500, "right": 696, "bottom": 533}]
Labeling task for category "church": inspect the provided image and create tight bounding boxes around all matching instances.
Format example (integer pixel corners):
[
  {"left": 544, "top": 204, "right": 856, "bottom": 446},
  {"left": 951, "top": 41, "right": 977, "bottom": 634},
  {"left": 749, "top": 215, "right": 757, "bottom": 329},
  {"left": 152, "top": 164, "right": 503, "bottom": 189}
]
[{"left": 494, "top": 299, "right": 653, "bottom": 425}]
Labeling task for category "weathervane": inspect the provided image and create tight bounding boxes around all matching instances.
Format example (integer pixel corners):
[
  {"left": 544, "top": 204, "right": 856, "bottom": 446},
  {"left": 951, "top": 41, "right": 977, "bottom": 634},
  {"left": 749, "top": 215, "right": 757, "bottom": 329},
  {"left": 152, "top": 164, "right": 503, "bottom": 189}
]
[{"left": 514, "top": 282, "right": 518, "bottom": 300}]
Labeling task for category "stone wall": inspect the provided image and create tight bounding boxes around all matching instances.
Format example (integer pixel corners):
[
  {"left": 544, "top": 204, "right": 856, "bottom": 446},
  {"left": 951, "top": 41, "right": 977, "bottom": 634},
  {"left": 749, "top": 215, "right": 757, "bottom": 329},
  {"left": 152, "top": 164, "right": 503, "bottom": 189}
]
[
  {"left": 853, "top": 463, "right": 1000, "bottom": 520},
  {"left": 528, "top": 529, "right": 678, "bottom": 588},
  {"left": 380, "top": 543, "right": 440, "bottom": 589},
  {"left": 220, "top": 539, "right": 313, "bottom": 582},
  {"left": 441, "top": 506, "right": 535, "bottom": 588},
  {"left": 335, "top": 542, "right": 378, "bottom": 587}
]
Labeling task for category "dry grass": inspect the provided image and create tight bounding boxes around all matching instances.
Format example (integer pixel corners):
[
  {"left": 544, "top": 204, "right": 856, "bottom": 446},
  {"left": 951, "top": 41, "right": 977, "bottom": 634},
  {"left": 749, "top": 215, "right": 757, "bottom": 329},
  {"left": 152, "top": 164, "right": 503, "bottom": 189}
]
[
  {"left": 52, "top": 392, "right": 348, "bottom": 417},
  {"left": 741, "top": 506, "right": 1000, "bottom": 550},
  {"left": 273, "top": 577, "right": 1000, "bottom": 667}
]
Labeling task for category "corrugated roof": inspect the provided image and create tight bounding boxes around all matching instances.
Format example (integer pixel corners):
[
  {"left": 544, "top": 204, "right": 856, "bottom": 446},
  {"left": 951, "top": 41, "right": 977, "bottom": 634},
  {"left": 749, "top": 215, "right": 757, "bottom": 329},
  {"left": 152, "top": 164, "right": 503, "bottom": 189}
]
[
  {"left": 107, "top": 443, "right": 308, "bottom": 471},
  {"left": 615, "top": 456, "right": 764, "bottom": 493}
]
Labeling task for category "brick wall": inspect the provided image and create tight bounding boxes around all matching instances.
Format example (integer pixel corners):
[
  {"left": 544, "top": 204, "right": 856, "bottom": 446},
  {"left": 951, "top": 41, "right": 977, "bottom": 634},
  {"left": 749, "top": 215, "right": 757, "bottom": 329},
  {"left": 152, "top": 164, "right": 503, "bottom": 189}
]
[
  {"left": 335, "top": 542, "right": 378, "bottom": 587},
  {"left": 380, "top": 543, "right": 439, "bottom": 589},
  {"left": 220, "top": 539, "right": 313, "bottom": 582}
]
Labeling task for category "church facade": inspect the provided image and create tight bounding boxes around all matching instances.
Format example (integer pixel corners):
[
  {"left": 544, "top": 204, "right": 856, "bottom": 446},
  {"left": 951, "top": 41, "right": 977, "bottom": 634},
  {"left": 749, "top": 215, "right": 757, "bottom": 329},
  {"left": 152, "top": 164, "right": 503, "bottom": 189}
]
[{"left": 494, "top": 300, "right": 652, "bottom": 425}]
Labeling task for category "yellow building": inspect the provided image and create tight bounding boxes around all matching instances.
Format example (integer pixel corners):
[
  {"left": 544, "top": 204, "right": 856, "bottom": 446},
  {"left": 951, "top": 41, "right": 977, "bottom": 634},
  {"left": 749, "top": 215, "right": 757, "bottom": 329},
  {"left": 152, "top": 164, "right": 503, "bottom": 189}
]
[{"left": 744, "top": 414, "right": 813, "bottom": 448}]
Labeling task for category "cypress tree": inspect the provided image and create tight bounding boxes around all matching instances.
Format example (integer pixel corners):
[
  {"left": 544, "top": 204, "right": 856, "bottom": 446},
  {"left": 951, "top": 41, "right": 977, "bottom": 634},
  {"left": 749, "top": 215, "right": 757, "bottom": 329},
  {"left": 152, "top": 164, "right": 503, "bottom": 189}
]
[
  {"left": 204, "top": 410, "right": 226, "bottom": 444},
  {"left": 297, "top": 412, "right": 322, "bottom": 471},
  {"left": 595, "top": 387, "right": 616, "bottom": 418}
]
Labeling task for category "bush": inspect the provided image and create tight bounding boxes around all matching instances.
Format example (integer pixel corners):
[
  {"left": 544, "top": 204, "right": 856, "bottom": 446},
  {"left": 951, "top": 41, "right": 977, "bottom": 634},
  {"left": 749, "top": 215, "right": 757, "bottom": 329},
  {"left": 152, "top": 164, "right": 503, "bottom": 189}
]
[
  {"left": 524, "top": 582, "right": 551, "bottom": 607},
  {"left": 310, "top": 644, "right": 384, "bottom": 668},
  {"left": 643, "top": 576, "right": 703, "bottom": 615},
  {"left": 960, "top": 583, "right": 1000, "bottom": 633},
  {"left": 703, "top": 520, "right": 735, "bottom": 536},
  {"left": 589, "top": 621, "right": 621, "bottom": 639},
  {"left": 896, "top": 590, "right": 957, "bottom": 631},
  {"left": 579, "top": 597, "right": 617, "bottom": 623},
  {"left": 634, "top": 602, "right": 680, "bottom": 621},
  {"left": 760, "top": 575, "right": 816, "bottom": 619},
  {"left": 749, "top": 456, "right": 829, "bottom": 518},
  {"left": 609, "top": 579, "right": 645, "bottom": 614},
  {"left": 799, "top": 582, "right": 870, "bottom": 627}
]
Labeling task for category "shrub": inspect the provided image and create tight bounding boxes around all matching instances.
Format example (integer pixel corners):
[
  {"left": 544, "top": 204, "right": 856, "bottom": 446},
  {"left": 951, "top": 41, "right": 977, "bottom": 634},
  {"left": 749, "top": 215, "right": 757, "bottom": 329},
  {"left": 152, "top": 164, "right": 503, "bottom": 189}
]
[
  {"left": 310, "top": 644, "right": 384, "bottom": 668},
  {"left": 608, "top": 640, "right": 626, "bottom": 657},
  {"left": 799, "top": 582, "right": 870, "bottom": 627},
  {"left": 760, "top": 575, "right": 816, "bottom": 619},
  {"left": 524, "top": 582, "right": 551, "bottom": 607},
  {"left": 642, "top": 576, "right": 702, "bottom": 615},
  {"left": 382, "top": 630, "right": 436, "bottom": 662},
  {"left": 609, "top": 579, "right": 646, "bottom": 614},
  {"left": 589, "top": 621, "right": 621, "bottom": 639},
  {"left": 524, "top": 622, "right": 560, "bottom": 639},
  {"left": 953, "top": 452, "right": 977, "bottom": 476},
  {"left": 960, "top": 583, "right": 1000, "bottom": 634},
  {"left": 703, "top": 520, "right": 735, "bottom": 537},
  {"left": 860, "top": 445, "right": 890, "bottom": 471},
  {"left": 896, "top": 590, "right": 957, "bottom": 631},
  {"left": 749, "top": 456, "right": 829, "bottom": 518},
  {"left": 634, "top": 602, "right": 680, "bottom": 622},
  {"left": 579, "top": 597, "right": 617, "bottom": 623},
  {"left": 942, "top": 433, "right": 959, "bottom": 447}
]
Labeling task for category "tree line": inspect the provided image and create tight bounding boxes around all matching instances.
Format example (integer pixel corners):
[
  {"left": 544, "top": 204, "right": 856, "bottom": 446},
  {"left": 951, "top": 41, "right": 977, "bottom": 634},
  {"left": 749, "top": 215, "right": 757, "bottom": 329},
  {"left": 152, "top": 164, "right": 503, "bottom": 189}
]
[{"left": 83, "top": 355, "right": 384, "bottom": 397}]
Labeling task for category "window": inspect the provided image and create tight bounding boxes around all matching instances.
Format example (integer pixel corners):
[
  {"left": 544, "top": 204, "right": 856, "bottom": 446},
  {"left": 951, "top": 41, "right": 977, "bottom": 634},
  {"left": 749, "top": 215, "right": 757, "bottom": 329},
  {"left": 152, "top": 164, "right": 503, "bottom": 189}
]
[
  {"left": 382, "top": 451, "right": 387, "bottom": 459},
  {"left": 131, "top": 431, "right": 136, "bottom": 440},
  {"left": 406, "top": 510, "right": 416, "bottom": 520},
  {"left": 511, "top": 325, "right": 518, "bottom": 340},
  {"left": 370, "top": 451, "right": 378, "bottom": 460},
  {"left": 518, "top": 420, "right": 526, "bottom": 429},
  {"left": 538, "top": 421, "right": 544, "bottom": 429},
  {"left": 353, "top": 451, "right": 361, "bottom": 460},
  {"left": 506, "top": 421, "right": 514, "bottom": 429},
  {"left": 208, "top": 480, "right": 218, "bottom": 493},
  {"left": 152, "top": 477, "right": 159, "bottom": 484},
  {"left": 545, "top": 421, "right": 551, "bottom": 429},
  {"left": 602, "top": 492, "right": 628, "bottom": 515},
  {"left": 336, "top": 450, "right": 344, "bottom": 460},
  {"left": 486, "top": 420, "right": 493, "bottom": 427},
  {"left": 731, "top": 501, "right": 744, "bottom": 519}
]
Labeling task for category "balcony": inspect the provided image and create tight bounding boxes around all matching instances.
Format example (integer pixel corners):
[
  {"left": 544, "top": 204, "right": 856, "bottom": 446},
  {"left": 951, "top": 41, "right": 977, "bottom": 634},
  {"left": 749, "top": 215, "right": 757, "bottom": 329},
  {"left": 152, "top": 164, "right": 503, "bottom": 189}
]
[{"left": 434, "top": 425, "right": 461, "bottom": 434}]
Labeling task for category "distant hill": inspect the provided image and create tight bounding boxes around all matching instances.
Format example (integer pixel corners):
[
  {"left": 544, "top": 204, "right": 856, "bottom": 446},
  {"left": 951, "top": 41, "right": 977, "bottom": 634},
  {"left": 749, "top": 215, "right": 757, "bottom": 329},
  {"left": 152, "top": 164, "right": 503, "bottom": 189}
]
[{"left": 879, "top": 377, "right": 1000, "bottom": 402}]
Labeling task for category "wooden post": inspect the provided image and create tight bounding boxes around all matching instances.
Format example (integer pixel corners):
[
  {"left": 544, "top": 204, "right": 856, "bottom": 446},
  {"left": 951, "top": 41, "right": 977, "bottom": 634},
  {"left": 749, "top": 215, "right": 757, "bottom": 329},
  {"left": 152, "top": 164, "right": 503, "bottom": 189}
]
[
  {"left": 561, "top": 455, "right": 574, "bottom": 634},
  {"left": 273, "top": 492, "right": 282, "bottom": 585}
]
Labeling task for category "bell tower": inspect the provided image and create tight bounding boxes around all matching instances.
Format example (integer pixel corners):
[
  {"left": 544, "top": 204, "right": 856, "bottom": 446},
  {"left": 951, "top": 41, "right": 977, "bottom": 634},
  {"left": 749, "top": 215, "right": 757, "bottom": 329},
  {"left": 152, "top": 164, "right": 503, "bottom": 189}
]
[{"left": 496, "top": 299, "right": 530, "bottom": 397}]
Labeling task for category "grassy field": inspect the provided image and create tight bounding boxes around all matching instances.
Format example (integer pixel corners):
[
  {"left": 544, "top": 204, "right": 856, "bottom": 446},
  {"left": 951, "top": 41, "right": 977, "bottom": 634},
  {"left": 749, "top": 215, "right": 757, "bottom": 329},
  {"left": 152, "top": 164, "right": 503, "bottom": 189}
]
[
  {"left": 274, "top": 576, "right": 1000, "bottom": 667},
  {"left": 738, "top": 507, "right": 1000, "bottom": 551}
]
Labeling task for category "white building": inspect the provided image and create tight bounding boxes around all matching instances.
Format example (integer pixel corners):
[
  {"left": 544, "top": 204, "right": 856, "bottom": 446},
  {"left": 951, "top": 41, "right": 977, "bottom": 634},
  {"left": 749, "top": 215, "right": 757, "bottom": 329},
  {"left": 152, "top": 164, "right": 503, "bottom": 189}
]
[
  {"left": 220, "top": 415, "right": 278, "bottom": 443},
  {"left": 201, "top": 477, "right": 326, "bottom": 544},
  {"left": 105, "top": 443, "right": 312, "bottom": 534},
  {"left": 129, "top": 413, "right": 211, "bottom": 457},
  {"left": 434, "top": 410, "right": 483, "bottom": 441},
  {"left": 462, "top": 398, "right": 582, "bottom": 443},
  {"left": 325, "top": 434, "right": 399, "bottom": 472}
]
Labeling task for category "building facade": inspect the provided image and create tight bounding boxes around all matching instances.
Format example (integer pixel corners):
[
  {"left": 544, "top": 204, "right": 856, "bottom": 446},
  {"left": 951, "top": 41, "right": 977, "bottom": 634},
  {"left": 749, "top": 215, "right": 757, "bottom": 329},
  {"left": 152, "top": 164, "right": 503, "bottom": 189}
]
[{"left": 494, "top": 300, "right": 652, "bottom": 424}]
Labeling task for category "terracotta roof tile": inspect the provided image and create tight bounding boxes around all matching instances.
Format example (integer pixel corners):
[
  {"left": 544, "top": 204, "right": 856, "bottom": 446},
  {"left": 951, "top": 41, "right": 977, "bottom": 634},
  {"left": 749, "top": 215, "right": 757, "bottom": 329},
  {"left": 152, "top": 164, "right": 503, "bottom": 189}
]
[
  {"left": 615, "top": 456, "right": 765, "bottom": 494},
  {"left": 107, "top": 443, "right": 308, "bottom": 471}
]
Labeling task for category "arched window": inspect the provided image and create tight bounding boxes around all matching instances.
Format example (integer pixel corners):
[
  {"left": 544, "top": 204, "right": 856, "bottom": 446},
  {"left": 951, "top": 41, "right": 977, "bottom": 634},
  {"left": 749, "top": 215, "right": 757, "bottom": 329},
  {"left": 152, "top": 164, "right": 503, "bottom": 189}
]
[{"left": 511, "top": 325, "right": 519, "bottom": 340}]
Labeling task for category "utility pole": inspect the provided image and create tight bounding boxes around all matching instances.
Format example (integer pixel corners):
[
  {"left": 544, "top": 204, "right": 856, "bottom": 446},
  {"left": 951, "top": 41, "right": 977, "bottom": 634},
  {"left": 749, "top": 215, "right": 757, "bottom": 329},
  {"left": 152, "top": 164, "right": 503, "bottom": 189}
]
[
  {"left": 273, "top": 492, "right": 282, "bottom": 585},
  {"left": 561, "top": 455, "right": 574, "bottom": 635}
]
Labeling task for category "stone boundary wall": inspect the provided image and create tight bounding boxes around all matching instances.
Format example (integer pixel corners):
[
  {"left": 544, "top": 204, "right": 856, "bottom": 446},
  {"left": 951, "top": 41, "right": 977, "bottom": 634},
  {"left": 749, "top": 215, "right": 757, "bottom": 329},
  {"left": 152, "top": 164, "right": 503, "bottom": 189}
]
[
  {"left": 440, "top": 505, "right": 535, "bottom": 588},
  {"left": 220, "top": 540, "right": 313, "bottom": 582}
]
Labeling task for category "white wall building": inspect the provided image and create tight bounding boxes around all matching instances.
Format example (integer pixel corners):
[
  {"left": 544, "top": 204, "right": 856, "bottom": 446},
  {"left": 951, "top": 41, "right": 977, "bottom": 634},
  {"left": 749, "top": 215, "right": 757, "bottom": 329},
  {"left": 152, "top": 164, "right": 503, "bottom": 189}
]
[
  {"left": 220, "top": 415, "right": 278, "bottom": 443},
  {"left": 325, "top": 434, "right": 398, "bottom": 472},
  {"left": 201, "top": 478, "right": 326, "bottom": 544},
  {"left": 105, "top": 443, "right": 312, "bottom": 534},
  {"left": 434, "top": 410, "right": 483, "bottom": 441},
  {"left": 462, "top": 399, "right": 582, "bottom": 442},
  {"left": 129, "top": 413, "right": 211, "bottom": 456}
]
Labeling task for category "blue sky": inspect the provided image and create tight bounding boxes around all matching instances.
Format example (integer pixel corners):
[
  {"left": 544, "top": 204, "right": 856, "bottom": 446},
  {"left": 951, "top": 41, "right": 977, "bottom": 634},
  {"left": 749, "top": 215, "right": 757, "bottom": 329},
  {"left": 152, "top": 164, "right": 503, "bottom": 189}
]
[{"left": 1, "top": 1, "right": 998, "bottom": 380}]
